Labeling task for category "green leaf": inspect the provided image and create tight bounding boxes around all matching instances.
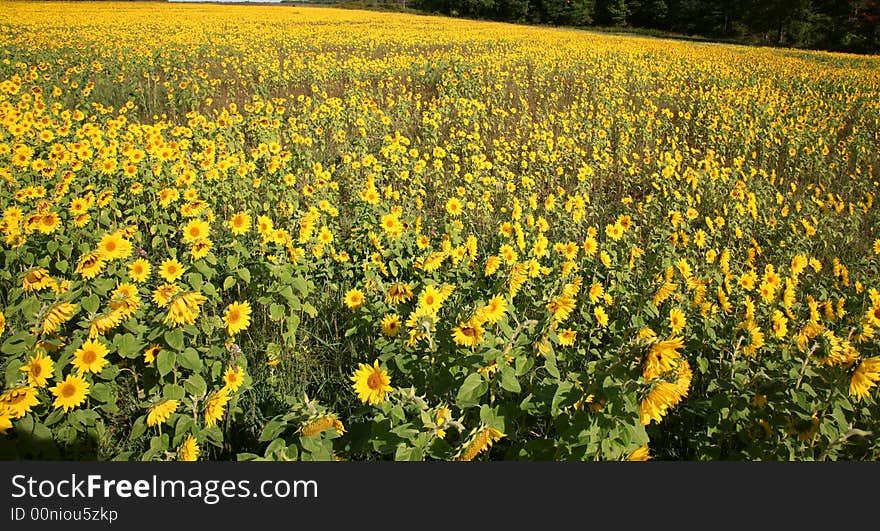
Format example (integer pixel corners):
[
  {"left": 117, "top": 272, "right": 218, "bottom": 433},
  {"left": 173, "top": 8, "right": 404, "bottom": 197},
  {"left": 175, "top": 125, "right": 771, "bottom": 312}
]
[
  {"left": 226, "top": 255, "right": 239, "bottom": 270},
  {"left": 259, "top": 419, "right": 288, "bottom": 442},
  {"left": 5, "top": 358, "right": 24, "bottom": 387},
  {"left": 544, "top": 351, "right": 560, "bottom": 379},
  {"left": 164, "top": 328, "right": 185, "bottom": 351},
  {"left": 178, "top": 348, "right": 202, "bottom": 372},
  {"left": 130, "top": 416, "right": 147, "bottom": 441},
  {"left": 184, "top": 374, "right": 207, "bottom": 398},
  {"left": 237, "top": 267, "right": 251, "bottom": 283},
  {"left": 456, "top": 373, "right": 488, "bottom": 408},
  {"left": 157, "top": 349, "right": 177, "bottom": 377},
  {"left": 500, "top": 366, "right": 521, "bottom": 393},
  {"left": 164, "top": 384, "right": 186, "bottom": 400},
  {"left": 269, "top": 303, "right": 285, "bottom": 321},
  {"left": 2, "top": 330, "right": 36, "bottom": 355},
  {"left": 223, "top": 276, "right": 236, "bottom": 290},
  {"left": 90, "top": 383, "right": 112, "bottom": 403},
  {"left": 292, "top": 276, "right": 310, "bottom": 298}
]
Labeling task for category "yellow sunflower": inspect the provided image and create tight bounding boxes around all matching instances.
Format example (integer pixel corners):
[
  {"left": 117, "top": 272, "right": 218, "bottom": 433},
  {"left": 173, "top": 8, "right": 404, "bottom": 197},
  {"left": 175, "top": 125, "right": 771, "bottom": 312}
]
[
  {"left": 50, "top": 374, "right": 90, "bottom": 412},
  {"left": 20, "top": 350, "right": 55, "bottom": 388},
  {"left": 350, "top": 360, "right": 393, "bottom": 405},
  {"left": 223, "top": 301, "right": 251, "bottom": 337},
  {"left": 71, "top": 339, "right": 110, "bottom": 375}
]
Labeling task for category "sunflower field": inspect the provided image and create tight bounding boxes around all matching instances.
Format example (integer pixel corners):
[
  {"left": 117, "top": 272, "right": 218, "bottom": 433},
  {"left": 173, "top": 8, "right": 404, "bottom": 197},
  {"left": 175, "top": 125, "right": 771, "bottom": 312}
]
[{"left": 1, "top": 1, "right": 879, "bottom": 462}]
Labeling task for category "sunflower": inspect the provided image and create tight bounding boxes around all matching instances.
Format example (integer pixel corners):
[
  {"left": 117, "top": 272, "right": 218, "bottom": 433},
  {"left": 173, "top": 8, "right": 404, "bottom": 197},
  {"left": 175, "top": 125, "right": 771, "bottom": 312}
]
[
  {"left": 643, "top": 336, "right": 684, "bottom": 381},
  {"left": 158, "top": 258, "right": 186, "bottom": 283},
  {"left": 350, "top": 360, "right": 393, "bottom": 405},
  {"left": 182, "top": 218, "right": 210, "bottom": 244},
  {"left": 143, "top": 344, "right": 161, "bottom": 364},
  {"left": 849, "top": 357, "right": 880, "bottom": 401},
  {"left": 668, "top": 308, "right": 686, "bottom": 334},
  {"left": 204, "top": 387, "right": 231, "bottom": 428},
  {"left": 228, "top": 211, "right": 251, "bottom": 235},
  {"left": 75, "top": 251, "right": 107, "bottom": 280},
  {"left": 151, "top": 283, "right": 180, "bottom": 307},
  {"left": 417, "top": 284, "right": 444, "bottom": 314},
  {"left": 0, "top": 386, "right": 40, "bottom": 418},
  {"left": 343, "top": 288, "right": 365, "bottom": 310},
  {"left": 147, "top": 399, "right": 179, "bottom": 427},
  {"left": 37, "top": 211, "right": 60, "bottom": 234},
  {"left": 452, "top": 318, "right": 485, "bottom": 348},
  {"left": 20, "top": 350, "right": 54, "bottom": 388},
  {"left": 128, "top": 258, "right": 151, "bottom": 283},
  {"left": 223, "top": 365, "right": 245, "bottom": 393},
  {"left": 385, "top": 282, "right": 413, "bottom": 305},
  {"left": 179, "top": 434, "right": 199, "bottom": 461},
  {"left": 458, "top": 425, "right": 505, "bottom": 461},
  {"left": 0, "top": 309, "right": 5, "bottom": 337},
  {"left": 627, "top": 445, "right": 652, "bottom": 461},
  {"left": 223, "top": 301, "right": 251, "bottom": 337},
  {"left": 558, "top": 328, "right": 577, "bottom": 346},
  {"left": 22, "top": 267, "right": 55, "bottom": 292},
  {"left": 594, "top": 305, "right": 609, "bottom": 327},
  {"left": 72, "top": 339, "right": 110, "bottom": 375},
  {"left": 380, "top": 313, "right": 401, "bottom": 337},
  {"left": 40, "top": 302, "right": 78, "bottom": 335},
  {"left": 50, "top": 374, "right": 90, "bottom": 412},
  {"left": 476, "top": 294, "right": 507, "bottom": 324},
  {"left": 97, "top": 232, "right": 132, "bottom": 261}
]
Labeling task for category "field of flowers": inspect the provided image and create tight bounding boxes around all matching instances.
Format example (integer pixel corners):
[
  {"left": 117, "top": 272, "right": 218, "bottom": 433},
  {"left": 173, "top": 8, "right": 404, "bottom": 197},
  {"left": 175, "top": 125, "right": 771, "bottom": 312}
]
[{"left": 1, "top": 1, "right": 879, "bottom": 461}]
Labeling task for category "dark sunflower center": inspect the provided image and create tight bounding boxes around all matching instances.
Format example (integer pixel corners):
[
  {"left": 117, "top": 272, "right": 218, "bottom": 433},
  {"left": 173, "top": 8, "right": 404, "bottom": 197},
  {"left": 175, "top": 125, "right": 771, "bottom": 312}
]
[{"left": 367, "top": 372, "right": 383, "bottom": 390}]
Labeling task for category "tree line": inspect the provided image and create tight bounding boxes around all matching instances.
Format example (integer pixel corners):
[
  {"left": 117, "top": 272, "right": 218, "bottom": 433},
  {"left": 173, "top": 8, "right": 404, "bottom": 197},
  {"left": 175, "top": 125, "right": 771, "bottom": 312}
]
[{"left": 378, "top": 0, "right": 879, "bottom": 54}]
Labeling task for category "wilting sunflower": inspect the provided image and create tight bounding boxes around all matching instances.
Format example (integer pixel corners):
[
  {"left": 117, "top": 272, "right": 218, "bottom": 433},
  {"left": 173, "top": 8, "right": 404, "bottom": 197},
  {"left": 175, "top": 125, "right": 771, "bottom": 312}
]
[
  {"left": 350, "top": 360, "right": 394, "bottom": 405},
  {"left": 204, "top": 387, "right": 231, "bottom": 428},
  {"left": 22, "top": 268, "right": 55, "bottom": 292},
  {"left": 190, "top": 238, "right": 213, "bottom": 260},
  {"left": 458, "top": 425, "right": 505, "bottom": 461},
  {"left": 40, "top": 302, "right": 78, "bottom": 335},
  {"left": 385, "top": 282, "right": 413, "bottom": 305},
  {"left": 0, "top": 386, "right": 40, "bottom": 418},
  {"left": 50, "top": 374, "right": 90, "bottom": 412},
  {"left": 147, "top": 399, "right": 179, "bottom": 427},
  {"left": 72, "top": 339, "right": 110, "bottom": 375},
  {"left": 0, "top": 405, "right": 11, "bottom": 434},
  {"left": 20, "top": 350, "right": 54, "bottom": 388},
  {"left": 301, "top": 415, "right": 345, "bottom": 437},
  {"left": 223, "top": 301, "right": 251, "bottom": 337},
  {"left": 179, "top": 434, "right": 199, "bottom": 461},
  {"left": 627, "top": 445, "right": 652, "bottom": 461}
]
